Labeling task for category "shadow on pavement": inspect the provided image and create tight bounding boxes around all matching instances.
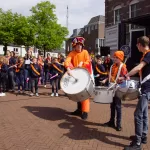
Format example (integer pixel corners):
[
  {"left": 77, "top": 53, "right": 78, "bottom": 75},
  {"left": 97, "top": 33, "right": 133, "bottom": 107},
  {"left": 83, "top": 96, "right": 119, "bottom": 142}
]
[{"left": 23, "top": 106, "right": 130, "bottom": 148}]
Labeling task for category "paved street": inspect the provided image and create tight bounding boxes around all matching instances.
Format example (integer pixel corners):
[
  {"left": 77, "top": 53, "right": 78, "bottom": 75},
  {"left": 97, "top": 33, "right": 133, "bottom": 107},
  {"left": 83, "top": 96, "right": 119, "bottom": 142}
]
[{"left": 0, "top": 86, "right": 150, "bottom": 150}]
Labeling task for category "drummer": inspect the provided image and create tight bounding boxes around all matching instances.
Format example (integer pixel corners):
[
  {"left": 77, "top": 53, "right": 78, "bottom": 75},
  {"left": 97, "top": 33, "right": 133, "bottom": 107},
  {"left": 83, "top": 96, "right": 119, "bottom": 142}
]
[
  {"left": 64, "top": 36, "right": 92, "bottom": 120},
  {"left": 101, "top": 51, "right": 128, "bottom": 131},
  {"left": 94, "top": 55, "right": 107, "bottom": 86},
  {"left": 123, "top": 36, "right": 150, "bottom": 150}
]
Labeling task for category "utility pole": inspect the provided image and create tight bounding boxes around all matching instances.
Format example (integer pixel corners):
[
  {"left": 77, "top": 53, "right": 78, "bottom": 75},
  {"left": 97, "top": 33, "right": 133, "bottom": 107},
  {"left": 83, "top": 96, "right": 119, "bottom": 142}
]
[{"left": 66, "top": 5, "right": 69, "bottom": 30}]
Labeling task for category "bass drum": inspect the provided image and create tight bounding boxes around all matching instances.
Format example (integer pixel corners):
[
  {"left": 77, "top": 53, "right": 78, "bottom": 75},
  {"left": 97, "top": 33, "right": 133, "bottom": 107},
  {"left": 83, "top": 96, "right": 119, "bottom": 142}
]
[{"left": 60, "top": 68, "right": 94, "bottom": 102}]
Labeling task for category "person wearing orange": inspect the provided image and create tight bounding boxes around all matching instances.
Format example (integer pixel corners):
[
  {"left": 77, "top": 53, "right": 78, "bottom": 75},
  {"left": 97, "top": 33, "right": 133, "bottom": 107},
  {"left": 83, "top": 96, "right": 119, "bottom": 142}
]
[
  {"left": 38, "top": 55, "right": 44, "bottom": 85},
  {"left": 64, "top": 37, "right": 92, "bottom": 120},
  {"left": 102, "top": 51, "right": 128, "bottom": 131}
]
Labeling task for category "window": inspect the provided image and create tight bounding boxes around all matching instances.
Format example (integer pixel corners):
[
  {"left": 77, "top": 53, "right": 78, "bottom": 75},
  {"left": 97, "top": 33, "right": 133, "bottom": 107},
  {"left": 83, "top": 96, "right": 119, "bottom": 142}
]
[
  {"left": 85, "top": 27, "right": 87, "bottom": 32},
  {"left": 114, "top": 5, "right": 121, "bottom": 24},
  {"left": 13, "top": 48, "right": 18, "bottom": 52},
  {"left": 114, "top": 9, "right": 120, "bottom": 24},
  {"left": 88, "top": 27, "right": 90, "bottom": 34},
  {"left": 130, "top": 3, "right": 137, "bottom": 18},
  {"left": 129, "top": 0, "right": 140, "bottom": 29},
  {"left": 95, "top": 24, "right": 98, "bottom": 29},
  {"left": 91, "top": 25, "right": 94, "bottom": 30}
]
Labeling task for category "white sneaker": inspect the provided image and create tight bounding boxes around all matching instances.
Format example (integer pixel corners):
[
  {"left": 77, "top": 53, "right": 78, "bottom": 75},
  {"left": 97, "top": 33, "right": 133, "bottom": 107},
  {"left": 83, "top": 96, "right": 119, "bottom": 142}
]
[
  {"left": 35, "top": 93, "right": 39, "bottom": 97},
  {"left": 44, "top": 85, "right": 46, "bottom": 88},
  {"left": 2, "top": 93, "right": 6, "bottom": 96},
  {"left": 51, "top": 93, "right": 54, "bottom": 97},
  {"left": 55, "top": 93, "right": 59, "bottom": 97},
  {"left": 0, "top": 93, "right": 5, "bottom": 96}
]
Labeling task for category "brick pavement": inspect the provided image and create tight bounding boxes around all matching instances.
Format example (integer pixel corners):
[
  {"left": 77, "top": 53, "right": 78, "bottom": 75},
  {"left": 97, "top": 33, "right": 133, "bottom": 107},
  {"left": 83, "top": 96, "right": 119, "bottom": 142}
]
[{"left": 0, "top": 86, "right": 150, "bottom": 150}]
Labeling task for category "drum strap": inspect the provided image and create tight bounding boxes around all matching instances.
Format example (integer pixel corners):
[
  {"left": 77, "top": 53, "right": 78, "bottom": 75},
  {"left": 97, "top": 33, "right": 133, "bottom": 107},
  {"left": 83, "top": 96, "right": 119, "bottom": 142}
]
[
  {"left": 109, "top": 63, "right": 123, "bottom": 83},
  {"left": 141, "top": 74, "right": 150, "bottom": 85}
]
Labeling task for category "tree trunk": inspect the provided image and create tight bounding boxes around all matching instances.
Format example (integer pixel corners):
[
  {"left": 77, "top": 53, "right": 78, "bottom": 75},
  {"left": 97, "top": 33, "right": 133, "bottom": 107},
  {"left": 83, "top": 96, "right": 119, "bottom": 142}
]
[
  {"left": 44, "top": 45, "right": 46, "bottom": 57},
  {"left": 4, "top": 43, "right": 8, "bottom": 56}
]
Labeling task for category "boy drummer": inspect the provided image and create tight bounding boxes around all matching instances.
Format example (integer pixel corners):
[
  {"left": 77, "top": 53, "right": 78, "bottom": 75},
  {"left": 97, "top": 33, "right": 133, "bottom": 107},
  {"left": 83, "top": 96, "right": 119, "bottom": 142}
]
[{"left": 102, "top": 51, "right": 128, "bottom": 131}]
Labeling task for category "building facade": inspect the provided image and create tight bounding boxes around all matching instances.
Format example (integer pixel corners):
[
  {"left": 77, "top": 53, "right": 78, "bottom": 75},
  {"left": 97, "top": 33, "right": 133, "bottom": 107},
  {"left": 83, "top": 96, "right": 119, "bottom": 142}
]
[
  {"left": 66, "top": 15, "right": 105, "bottom": 55},
  {"left": 105, "top": 0, "right": 150, "bottom": 70}
]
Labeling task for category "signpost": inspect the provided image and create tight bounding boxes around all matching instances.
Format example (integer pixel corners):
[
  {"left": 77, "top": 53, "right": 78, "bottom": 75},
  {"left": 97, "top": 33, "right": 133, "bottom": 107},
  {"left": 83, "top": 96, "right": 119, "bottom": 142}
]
[{"left": 120, "top": 45, "right": 131, "bottom": 56}]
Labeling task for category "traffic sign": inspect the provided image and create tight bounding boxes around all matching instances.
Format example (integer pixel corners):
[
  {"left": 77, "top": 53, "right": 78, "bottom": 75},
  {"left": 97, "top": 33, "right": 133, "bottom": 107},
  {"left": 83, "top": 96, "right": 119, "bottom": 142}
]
[{"left": 120, "top": 45, "right": 131, "bottom": 56}]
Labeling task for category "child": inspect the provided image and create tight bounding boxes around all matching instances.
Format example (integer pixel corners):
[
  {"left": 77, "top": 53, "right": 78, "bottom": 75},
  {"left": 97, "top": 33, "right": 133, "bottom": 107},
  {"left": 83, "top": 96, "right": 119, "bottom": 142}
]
[
  {"left": 15, "top": 57, "right": 25, "bottom": 94},
  {"left": 94, "top": 56, "right": 107, "bottom": 86},
  {"left": 29, "top": 57, "right": 41, "bottom": 97},
  {"left": 50, "top": 57, "right": 63, "bottom": 97},
  {"left": 102, "top": 51, "right": 128, "bottom": 131},
  {"left": 0, "top": 57, "right": 8, "bottom": 96}
]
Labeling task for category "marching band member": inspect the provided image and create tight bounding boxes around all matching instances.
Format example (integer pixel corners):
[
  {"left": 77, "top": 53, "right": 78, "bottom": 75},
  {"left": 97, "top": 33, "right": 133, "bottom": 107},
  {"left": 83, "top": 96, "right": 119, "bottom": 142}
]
[
  {"left": 0, "top": 57, "right": 8, "bottom": 96},
  {"left": 29, "top": 57, "right": 41, "bottom": 97},
  {"left": 50, "top": 57, "right": 63, "bottom": 97},
  {"left": 64, "top": 37, "right": 92, "bottom": 120},
  {"left": 24, "top": 50, "right": 33, "bottom": 91},
  {"left": 104, "top": 54, "right": 113, "bottom": 73},
  {"left": 15, "top": 57, "right": 25, "bottom": 94},
  {"left": 44, "top": 53, "right": 51, "bottom": 87},
  {"left": 102, "top": 51, "right": 128, "bottom": 131},
  {"left": 38, "top": 54, "right": 44, "bottom": 85},
  {"left": 94, "top": 56, "right": 107, "bottom": 86},
  {"left": 123, "top": 36, "right": 150, "bottom": 150},
  {"left": 7, "top": 51, "right": 16, "bottom": 92}
]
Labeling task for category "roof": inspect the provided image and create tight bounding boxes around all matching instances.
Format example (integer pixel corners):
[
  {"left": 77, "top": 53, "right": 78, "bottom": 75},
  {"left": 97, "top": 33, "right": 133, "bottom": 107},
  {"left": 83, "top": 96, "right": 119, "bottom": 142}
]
[
  {"left": 88, "top": 15, "right": 105, "bottom": 25},
  {"left": 122, "top": 14, "right": 150, "bottom": 26}
]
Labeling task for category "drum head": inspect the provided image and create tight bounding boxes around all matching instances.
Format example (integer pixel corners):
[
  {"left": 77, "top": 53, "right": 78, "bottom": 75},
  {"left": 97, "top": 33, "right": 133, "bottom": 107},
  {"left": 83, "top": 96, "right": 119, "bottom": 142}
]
[{"left": 60, "top": 68, "right": 90, "bottom": 95}]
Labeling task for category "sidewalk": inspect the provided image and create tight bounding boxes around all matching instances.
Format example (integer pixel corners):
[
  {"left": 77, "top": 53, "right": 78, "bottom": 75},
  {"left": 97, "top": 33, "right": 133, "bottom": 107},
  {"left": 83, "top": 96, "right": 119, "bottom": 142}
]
[{"left": 0, "top": 87, "right": 149, "bottom": 150}]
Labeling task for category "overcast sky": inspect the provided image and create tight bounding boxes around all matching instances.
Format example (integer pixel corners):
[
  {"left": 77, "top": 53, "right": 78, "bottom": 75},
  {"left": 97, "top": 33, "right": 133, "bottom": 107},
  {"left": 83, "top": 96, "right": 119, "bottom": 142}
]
[{"left": 1, "top": 0, "right": 105, "bottom": 36}]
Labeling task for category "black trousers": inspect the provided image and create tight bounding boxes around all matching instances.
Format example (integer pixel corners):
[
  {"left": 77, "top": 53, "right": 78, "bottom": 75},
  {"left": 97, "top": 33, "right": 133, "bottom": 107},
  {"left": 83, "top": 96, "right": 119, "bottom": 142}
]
[
  {"left": 31, "top": 78, "right": 38, "bottom": 93},
  {"left": 110, "top": 96, "right": 122, "bottom": 127},
  {"left": 0, "top": 74, "right": 7, "bottom": 93}
]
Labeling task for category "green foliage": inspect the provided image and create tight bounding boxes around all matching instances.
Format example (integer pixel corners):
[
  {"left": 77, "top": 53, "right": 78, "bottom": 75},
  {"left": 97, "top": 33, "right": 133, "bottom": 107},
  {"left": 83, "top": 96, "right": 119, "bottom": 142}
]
[
  {"left": 30, "top": 1, "right": 69, "bottom": 51},
  {"left": 0, "top": 9, "right": 14, "bottom": 45},
  {"left": 0, "top": 1, "right": 69, "bottom": 54}
]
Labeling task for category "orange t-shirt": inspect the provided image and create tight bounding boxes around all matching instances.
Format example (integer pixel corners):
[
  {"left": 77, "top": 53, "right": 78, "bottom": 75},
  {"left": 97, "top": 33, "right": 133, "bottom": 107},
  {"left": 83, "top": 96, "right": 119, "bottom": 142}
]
[
  {"left": 64, "top": 49, "right": 91, "bottom": 73},
  {"left": 110, "top": 63, "right": 127, "bottom": 83}
]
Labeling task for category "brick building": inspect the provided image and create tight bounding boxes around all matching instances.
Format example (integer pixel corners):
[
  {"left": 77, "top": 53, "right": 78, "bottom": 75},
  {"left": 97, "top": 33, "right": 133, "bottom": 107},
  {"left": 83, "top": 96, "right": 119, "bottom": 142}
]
[
  {"left": 66, "top": 15, "right": 105, "bottom": 55},
  {"left": 105, "top": 0, "right": 150, "bottom": 70}
]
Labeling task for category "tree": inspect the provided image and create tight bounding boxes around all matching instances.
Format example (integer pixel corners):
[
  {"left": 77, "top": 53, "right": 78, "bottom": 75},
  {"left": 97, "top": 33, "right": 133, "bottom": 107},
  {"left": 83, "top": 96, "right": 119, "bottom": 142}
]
[
  {"left": 0, "top": 9, "right": 15, "bottom": 55},
  {"left": 0, "top": 9, "right": 35, "bottom": 55},
  {"left": 29, "top": 1, "right": 68, "bottom": 56},
  {"left": 13, "top": 14, "right": 36, "bottom": 47}
]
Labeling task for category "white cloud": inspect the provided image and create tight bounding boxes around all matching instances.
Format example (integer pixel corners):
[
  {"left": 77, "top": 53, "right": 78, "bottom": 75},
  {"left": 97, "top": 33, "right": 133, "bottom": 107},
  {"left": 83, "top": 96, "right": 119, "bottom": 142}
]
[{"left": 0, "top": 0, "right": 105, "bottom": 36}]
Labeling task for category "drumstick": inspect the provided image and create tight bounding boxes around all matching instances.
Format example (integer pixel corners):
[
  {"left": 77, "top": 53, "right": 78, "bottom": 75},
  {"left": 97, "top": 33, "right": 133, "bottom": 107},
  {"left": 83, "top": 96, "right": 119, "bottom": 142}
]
[
  {"left": 50, "top": 74, "right": 58, "bottom": 79},
  {"left": 70, "top": 74, "right": 78, "bottom": 82},
  {"left": 107, "top": 83, "right": 117, "bottom": 90}
]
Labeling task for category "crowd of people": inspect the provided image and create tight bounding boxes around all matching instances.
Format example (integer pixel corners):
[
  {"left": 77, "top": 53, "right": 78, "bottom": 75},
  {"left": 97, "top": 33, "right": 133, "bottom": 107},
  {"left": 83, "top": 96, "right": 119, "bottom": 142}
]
[{"left": 0, "top": 50, "right": 65, "bottom": 97}]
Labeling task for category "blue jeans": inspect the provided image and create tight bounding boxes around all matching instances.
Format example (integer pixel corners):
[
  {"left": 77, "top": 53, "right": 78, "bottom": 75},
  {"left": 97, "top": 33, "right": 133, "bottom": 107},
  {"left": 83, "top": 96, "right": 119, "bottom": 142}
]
[
  {"left": 134, "top": 92, "right": 150, "bottom": 143},
  {"left": 16, "top": 74, "right": 24, "bottom": 91}
]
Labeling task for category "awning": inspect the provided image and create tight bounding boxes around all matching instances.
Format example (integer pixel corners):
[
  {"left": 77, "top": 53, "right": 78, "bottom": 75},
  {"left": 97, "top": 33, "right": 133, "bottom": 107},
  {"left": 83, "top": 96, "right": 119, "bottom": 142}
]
[{"left": 122, "top": 14, "right": 150, "bottom": 27}]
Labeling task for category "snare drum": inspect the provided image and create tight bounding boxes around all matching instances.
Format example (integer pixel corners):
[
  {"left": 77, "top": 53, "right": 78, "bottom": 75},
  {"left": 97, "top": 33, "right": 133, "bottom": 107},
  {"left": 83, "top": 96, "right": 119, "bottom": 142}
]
[
  {"left": 116, "top": 80, "right": 139, "bottom": 100},
  {"left": 60, "top": 68, "right": 94, "bottom": 102},
  {"left": 93, "top": 86, "right": 114, "bottom": 104}
]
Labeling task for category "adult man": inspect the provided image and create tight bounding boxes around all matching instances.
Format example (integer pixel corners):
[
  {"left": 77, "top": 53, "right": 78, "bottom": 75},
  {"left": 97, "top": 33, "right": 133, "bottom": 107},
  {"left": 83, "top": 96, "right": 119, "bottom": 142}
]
[
  {"left": 104, "top": 54, "right": 113, "bottom": 73},
  {"left": 123, "top": 36, "right": 150, "bottom": 150},
  {"left": 64, "top": 37, "right": 92, "bottom": 120}
]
